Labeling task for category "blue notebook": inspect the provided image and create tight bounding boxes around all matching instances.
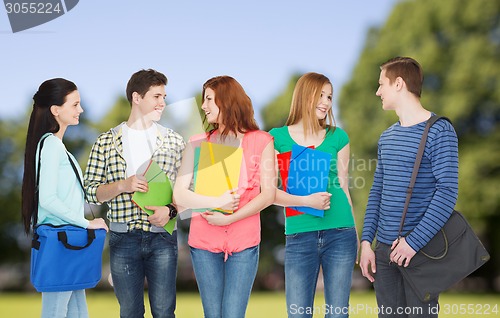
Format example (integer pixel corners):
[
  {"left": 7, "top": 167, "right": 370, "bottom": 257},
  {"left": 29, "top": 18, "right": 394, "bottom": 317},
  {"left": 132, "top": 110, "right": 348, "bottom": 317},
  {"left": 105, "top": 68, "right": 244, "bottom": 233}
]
[{"left": 287, "top": 144, "right": 332, "bottom": 217}]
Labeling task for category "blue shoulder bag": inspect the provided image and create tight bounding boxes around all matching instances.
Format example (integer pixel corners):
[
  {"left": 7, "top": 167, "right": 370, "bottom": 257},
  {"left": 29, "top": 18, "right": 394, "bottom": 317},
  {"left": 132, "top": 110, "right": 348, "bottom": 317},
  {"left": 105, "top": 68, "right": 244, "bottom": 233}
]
[{"left": 30, "top": 135, "right": 106, "bottom": 292}]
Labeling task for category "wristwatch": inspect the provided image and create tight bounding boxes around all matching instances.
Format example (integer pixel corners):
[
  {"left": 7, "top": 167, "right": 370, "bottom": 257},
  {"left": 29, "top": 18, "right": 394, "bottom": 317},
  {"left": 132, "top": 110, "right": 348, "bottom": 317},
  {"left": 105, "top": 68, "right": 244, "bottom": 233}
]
[{"left": 166, "top": 203, "right": 178, "bottom": 219}]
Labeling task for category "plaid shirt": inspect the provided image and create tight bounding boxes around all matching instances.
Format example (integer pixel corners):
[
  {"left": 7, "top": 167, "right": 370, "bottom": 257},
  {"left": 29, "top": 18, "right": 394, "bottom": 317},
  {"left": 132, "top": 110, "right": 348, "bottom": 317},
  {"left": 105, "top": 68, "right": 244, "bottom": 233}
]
[{"left": 84, "top": 122, "right": 185, "bottom": 232}]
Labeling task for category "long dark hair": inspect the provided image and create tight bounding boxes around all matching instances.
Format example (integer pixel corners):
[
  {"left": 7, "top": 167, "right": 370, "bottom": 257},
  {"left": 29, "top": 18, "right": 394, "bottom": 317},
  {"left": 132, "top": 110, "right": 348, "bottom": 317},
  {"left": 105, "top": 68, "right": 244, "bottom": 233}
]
[{"left": 21, "top": 78, "right": 78, "bottom": 234}]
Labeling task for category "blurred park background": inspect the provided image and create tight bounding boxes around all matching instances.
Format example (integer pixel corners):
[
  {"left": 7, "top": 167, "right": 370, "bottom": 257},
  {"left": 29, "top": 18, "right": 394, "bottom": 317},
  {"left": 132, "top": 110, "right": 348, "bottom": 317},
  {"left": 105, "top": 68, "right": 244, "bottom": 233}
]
[
  {"left": 1, "top": 292, "right": 499, "bottom": 317},
  {"left": 0, "top": 0, "right": 499, "bottom": 314}
]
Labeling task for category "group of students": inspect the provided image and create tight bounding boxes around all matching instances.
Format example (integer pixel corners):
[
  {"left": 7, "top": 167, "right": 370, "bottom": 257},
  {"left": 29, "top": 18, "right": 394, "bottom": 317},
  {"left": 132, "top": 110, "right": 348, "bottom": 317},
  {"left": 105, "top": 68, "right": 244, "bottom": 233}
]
[{"left": 21, "top": 55, "right": 458, "bottom": 318}]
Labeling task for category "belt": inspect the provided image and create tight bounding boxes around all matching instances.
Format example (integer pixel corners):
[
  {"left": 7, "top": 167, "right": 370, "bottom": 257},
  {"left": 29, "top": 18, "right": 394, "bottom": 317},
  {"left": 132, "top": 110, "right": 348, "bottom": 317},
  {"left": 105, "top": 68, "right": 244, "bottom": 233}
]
[{"left": 109, "top": 222, "right": 171, "bottom": 233}]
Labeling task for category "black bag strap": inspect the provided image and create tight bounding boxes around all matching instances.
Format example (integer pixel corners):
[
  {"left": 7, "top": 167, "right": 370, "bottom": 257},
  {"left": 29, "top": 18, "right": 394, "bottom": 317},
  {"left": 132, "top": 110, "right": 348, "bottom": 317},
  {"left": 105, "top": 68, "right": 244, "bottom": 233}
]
[
  {"left": 36, "top": 135, "right": 85, "bottom": 196},
  {"left": 33, "top": 135, "right": 51, "bottom": 228},
  {"left": 66, "top": 151, "right": 97, "bottom": 218},
  {"left": 35, "top": 135, "right": 50, "bottom": 197},
  {"left": 57, "top": 228, "right": 96, "bottom": 250},
  {"left": 35, "top": 134, "right": 95, "bottom": 227},
  {"left": 66, "top": 152, "right": 85, "bottom": 192},
  {"left": 397, "top": 115, "right": 452, "bottom": 238}
]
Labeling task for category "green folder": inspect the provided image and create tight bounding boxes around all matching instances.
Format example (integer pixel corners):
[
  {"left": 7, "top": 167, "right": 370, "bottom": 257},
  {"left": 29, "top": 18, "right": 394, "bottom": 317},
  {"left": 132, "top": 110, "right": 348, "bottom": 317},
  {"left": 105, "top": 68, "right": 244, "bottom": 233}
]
[{"left": 132, "top": 160, "right": 176, "bottom": 234}]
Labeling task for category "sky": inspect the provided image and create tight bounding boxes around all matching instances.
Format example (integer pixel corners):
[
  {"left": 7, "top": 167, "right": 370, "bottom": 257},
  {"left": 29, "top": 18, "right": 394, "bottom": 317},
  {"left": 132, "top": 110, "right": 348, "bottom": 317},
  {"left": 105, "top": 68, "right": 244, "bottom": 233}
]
[{"left": 0, "top": 0, "right": 399, "bottom": 126}]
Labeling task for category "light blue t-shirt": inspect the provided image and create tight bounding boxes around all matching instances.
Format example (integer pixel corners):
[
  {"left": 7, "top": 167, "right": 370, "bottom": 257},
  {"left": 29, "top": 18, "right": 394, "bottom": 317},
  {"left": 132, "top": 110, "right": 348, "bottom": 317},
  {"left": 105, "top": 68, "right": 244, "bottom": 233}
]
[{"left": 36, "top": 133, "right": 89, "bottom": 228}]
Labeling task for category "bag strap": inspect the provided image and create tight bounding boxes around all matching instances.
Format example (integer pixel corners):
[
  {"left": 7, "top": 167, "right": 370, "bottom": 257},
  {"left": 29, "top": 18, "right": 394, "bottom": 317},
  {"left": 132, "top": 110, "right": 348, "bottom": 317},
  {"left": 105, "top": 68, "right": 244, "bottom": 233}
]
[
  {"left": 36, "top": 135, "right": 85, "bottom": 193},
  {"left": 397, "top": 115, "right": 452, "bottom": 238},
  {"left": 35, "top": 135, "right": 95, "bottom": 225},
  {"left": 33, "top": 135, "right": 51, "bottom": 228},
  {"left": 67, "top": 154, "right": 97, "bottom": 218},
  {"left": 57, "top": 229, "right": 96, "bottom": 250},
  {"left": 35, "top": 135, "right": 50, "bottom": 197},
  {"left": 66, "top": 152, "right": 85, "bottom": 191}
]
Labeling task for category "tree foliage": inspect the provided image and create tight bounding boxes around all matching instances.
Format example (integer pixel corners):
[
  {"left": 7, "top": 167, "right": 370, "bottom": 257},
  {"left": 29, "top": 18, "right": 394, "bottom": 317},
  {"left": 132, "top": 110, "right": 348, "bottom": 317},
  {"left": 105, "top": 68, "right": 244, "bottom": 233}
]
[
  {"left": 88, "top": 96, "right": 130, "bottom": 136},
  {"left": 261, "top": 74, "right": 302, "bottom": 130},
  {"left": 259, "top": 0, "right": 500, "bottom": 290},
  {"left": 0, "top": 119, "right": 27, "bottom": 263}
]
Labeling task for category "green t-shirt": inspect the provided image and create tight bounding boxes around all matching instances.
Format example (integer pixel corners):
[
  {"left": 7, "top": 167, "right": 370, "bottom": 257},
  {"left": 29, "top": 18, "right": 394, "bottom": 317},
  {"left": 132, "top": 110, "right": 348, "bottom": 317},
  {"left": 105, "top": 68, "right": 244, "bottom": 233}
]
[{"left": 269, "top": 126, "right": 355, "bottom": 235}]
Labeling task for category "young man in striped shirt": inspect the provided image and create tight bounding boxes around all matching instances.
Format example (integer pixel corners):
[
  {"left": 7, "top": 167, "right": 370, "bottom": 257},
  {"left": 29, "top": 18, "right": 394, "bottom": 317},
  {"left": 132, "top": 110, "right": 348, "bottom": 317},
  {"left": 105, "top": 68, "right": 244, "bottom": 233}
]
[{"left": 359, "top": 57, "right": 459, "bottom": 317}]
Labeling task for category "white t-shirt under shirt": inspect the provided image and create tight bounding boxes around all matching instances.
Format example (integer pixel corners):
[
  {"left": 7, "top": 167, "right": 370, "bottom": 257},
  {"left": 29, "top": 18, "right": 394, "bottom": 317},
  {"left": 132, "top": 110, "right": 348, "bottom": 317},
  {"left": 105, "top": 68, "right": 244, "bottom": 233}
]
[{"left": 122, "top": 123, "right": 158, "bottom": 177}]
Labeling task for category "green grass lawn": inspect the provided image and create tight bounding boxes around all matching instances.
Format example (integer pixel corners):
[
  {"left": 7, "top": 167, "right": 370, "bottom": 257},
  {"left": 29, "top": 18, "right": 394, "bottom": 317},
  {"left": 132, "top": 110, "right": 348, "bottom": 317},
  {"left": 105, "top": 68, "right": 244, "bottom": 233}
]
[{"left": 1, "top": 291, "right": 498, "bottom": 317}]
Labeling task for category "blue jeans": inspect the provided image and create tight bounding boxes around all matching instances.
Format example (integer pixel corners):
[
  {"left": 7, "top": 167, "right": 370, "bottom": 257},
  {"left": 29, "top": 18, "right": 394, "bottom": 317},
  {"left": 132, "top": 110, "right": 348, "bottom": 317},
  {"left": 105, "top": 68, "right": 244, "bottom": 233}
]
[
  {"left": 373, "top": 242, "right": 439, "bottom": 318},
  {"left": 190, "top": 245, "right": 259, "bottom": 318},
  {"left": 109, "top": 230, "right": 178, "bottom": 318},
  {"left": 41, "top": 290, "right": 88, "bottom": 318},
  {"left": 285, "top": 227, "right": 357, "bottom": 318}
]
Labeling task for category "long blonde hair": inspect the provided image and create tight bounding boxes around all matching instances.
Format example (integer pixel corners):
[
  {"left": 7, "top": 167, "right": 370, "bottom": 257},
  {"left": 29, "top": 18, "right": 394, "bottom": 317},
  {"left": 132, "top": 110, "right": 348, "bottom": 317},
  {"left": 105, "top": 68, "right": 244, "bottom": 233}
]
[{"left": 285, "top": 72, "right": 336, "bottom": 136}]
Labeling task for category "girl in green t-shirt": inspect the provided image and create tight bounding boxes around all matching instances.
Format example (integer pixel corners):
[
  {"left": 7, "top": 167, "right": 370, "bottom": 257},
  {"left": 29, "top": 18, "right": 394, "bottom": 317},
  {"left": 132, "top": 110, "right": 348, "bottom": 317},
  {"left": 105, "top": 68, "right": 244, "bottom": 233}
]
[{"left": 269, "top": 72, "right": 358, "bottom": 318}]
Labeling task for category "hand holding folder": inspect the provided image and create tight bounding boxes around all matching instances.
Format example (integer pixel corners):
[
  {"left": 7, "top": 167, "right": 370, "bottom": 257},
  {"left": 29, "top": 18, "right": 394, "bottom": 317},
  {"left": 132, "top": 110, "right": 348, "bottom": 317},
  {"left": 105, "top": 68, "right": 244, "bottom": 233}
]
[
  {"left": 285, "top": 145, "right": 332, "bottom": 217},
  {"left": 132, "top": 160, "right": 176, "bottom": 234},
  {"left": 194, "top": 142, "right": 243, "bottom": 214},
  {"left": 277, "top": 149, "right": 305, "bottom": 217}
]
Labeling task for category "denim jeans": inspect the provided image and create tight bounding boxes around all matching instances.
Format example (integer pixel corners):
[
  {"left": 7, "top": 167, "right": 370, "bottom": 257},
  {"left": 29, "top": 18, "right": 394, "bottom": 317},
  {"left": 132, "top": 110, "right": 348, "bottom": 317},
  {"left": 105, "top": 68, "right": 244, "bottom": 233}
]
[
  {"left": 109, "top": 230, "right": 178, "bottom": 318},
  {"left": 373, "top": 242, "right": 439, "bottom": 318},
  {"left": 190, "top": 245, "right": 259, "bottom": 318},
  {"left": 41, "top": 290, "right": 88, "bottom": 318},
  {"left": 285, "top": 227, "right": 357, "bottom": 318}
]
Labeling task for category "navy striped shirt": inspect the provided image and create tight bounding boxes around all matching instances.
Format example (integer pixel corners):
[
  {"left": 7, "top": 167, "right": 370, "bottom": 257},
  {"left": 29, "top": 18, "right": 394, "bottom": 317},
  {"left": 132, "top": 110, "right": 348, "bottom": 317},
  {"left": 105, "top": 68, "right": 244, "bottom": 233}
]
[{"left": 361, "top": 118, "right": 459, "bottom": 252}]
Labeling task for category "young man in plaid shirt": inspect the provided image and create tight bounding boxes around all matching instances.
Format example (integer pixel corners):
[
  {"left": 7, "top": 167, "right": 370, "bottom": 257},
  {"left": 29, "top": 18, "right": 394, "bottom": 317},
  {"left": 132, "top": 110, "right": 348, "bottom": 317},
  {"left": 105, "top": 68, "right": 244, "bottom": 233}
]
[{"left": 84, "top": 69, "right": 185, "bottom": 318}]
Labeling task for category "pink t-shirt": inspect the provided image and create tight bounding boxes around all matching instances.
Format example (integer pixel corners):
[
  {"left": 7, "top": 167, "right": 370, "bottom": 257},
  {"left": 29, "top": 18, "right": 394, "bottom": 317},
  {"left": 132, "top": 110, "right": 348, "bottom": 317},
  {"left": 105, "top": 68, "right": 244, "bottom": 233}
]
[{"left": 188, "top": 130, "right": 273, "bottom": 260}]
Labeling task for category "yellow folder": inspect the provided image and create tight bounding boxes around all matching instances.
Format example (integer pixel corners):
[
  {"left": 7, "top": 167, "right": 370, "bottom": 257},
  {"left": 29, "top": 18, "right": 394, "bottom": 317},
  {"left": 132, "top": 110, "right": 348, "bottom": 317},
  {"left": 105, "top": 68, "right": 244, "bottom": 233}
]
[{"left": 194, "top": 142, "right": 243, "bottom": 213}]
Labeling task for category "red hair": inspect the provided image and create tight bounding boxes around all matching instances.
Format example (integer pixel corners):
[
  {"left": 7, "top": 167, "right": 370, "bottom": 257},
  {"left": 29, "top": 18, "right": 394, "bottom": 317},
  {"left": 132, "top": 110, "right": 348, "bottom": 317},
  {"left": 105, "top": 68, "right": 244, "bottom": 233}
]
[{"left": 202, "top": 76, "right": 259, "bottom": 139}]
